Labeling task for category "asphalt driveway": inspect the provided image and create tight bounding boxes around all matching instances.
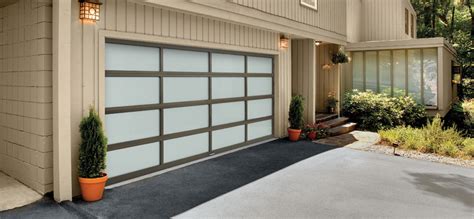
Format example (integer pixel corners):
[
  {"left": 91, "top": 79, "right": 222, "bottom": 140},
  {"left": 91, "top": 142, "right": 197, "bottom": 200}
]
[{"left": 1, "top": 139, "right": 473, "bottom": 218}]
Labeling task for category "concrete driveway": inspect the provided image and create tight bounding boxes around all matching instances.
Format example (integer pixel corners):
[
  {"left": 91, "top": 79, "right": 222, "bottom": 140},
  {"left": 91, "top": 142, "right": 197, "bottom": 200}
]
[{"left": 177, "top": 148, "right": 474, "bottom": 218}]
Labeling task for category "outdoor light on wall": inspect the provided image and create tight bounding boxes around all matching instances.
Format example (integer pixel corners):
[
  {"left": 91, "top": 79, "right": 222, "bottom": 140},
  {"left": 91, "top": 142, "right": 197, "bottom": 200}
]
[
  {"left": 452, "top": 73, "right": 461, "bottom": 84},
  {"left": 315, "top": 41, "right": 322, "bottom": 46},
  {"left": 322, "top": 64, "right": 332, "bottom": 70},
  {"left": 280, "top": 35, "right": 289, "bottom": 49},
  {"left": 79, "top": 0, "right": 102, "bottom": 23}
]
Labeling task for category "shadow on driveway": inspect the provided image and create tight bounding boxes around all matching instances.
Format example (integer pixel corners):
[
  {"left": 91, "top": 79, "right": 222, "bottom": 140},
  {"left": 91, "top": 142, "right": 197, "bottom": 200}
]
[{"left": 406, "top": 172, "right": 474, "bottom": 209}]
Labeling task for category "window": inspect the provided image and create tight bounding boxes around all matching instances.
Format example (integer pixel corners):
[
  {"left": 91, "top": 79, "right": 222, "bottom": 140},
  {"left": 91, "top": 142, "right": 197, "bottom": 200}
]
[
  {"left": 411, "top": 14, "right": 415, "bottom": 38},
  {"left": 351, "top": 48, "right": 438, "bottom": 106},
  {"left": 301, "top": 0, "right": 317, "bottom": 10},
  {"left": 405, "top": 9, "right": 409, "bottom": 35}
]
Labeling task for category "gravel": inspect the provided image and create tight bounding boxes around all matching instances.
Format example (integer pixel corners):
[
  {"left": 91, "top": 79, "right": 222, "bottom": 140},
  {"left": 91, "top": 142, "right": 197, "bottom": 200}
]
[{"left": 358, "top": 144, "right": 474, "bottom": 168}]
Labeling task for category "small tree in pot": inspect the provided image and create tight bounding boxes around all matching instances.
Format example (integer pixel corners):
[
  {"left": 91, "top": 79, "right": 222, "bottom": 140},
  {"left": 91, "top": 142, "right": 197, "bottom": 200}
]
[
  {"left": 288, "top": 95, "right": 304, "bottom": 141},
  {"left": 78, "top": 107, "right": 108, "bottom": 202}
]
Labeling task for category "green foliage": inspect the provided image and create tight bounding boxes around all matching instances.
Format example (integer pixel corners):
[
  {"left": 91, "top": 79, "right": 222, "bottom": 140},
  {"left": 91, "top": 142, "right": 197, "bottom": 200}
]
[
  {"left": 461, "top": 78, "right": 474, "bottom": 99},
  {"left": 444, "top": 99, "right": 474, "bottom": 137},
  {"left": 78, "top": 108, "right": 108, "bottom": 178},
  {"left": 303, "top": 122, "right": 330, "bottom": 140},
  {"left": 289, "top": 95, "right": 304, "bottom": 130},
  {"left": 379, "top": 115, "right": 473, "bottom": 158},
  {"left": 331, "top": 51, "right": 349, "bottom": 64},
  {"left": 342, "top": 90, "right": 427, "bottom": 131}
]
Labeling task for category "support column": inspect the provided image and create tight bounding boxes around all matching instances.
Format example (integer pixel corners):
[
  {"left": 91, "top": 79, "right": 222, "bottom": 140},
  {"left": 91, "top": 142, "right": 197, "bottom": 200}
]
[{"left": 53, "top": 0, "right": 72, "bottom": 202}]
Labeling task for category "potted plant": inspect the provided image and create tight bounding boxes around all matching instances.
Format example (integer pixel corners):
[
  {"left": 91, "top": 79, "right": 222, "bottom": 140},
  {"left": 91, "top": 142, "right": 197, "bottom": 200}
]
[
  {"left": 78, "top": 107, "right": 108, "bottom": 202},
  {"left": 304, "top": 123, "right": 318, "bottom": 140},
  {"left": 331, "top": 51, "right": 349, "bottom": 64},
  {"left": 288, "top": 95, "right": 304, "bottom": 141},
  {"left": 327, "top": 92, "right": 338, "bottom": 114}
]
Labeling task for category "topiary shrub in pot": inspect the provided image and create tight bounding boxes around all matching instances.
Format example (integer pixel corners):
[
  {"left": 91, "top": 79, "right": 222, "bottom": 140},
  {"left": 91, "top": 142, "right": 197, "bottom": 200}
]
[
  {"left": 78, "top": 107, "right": 108, "bottom": 202},
  {"left": 288, "top": 95, "right": 304, "bottom": 141}
]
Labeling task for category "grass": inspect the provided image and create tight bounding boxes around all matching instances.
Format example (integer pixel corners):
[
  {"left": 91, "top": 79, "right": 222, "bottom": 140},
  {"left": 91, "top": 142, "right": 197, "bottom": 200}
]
[{"left": 379, "top": 115, "right": 474, "bottom": 159}]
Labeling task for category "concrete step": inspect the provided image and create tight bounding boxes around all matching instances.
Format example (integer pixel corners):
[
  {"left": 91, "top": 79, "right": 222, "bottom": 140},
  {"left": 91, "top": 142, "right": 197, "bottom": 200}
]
[
  {"left": 315, "top": 114, "right": 338, "bottom": 123},
  {"left": 328, "top": 122, "right": 357, "bottom": 136},
  {"left": 324, "top": 117, "right": 350, "bottom": 128}
]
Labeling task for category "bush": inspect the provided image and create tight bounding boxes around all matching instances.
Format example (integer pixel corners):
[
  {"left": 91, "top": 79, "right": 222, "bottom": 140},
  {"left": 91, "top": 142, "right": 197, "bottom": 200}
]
[
  {"left": 379, "top": 115, "right": 473, "bottom": 159},
  {"left": 289, "top": 95, "right": 304, "bottom": 130},
  {"left": 444, "top": 99, "right": 474, "bottom": 137},
  {"left": 342, "top": 90, "right": 427, "bottom": 131},
  {"left": 461, "top": 78, "right": 474, "bottom": 99},
  {"left": 78, "top": 108, "right": 108, "bottom": 178}
]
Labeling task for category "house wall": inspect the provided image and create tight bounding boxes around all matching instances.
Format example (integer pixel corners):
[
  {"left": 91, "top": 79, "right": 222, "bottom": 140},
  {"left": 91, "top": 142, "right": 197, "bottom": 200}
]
[
  {"left": 347, "top": 0, "right": 416, "bottom": 42},
  {"left": 291, "top": 39, "right": 316, "bottom": 123},
  {"left": 231, "top": 0, "right": 347, "bottom": 36},
  {"left": 70, "top": 0, "right": 291, "bottom": 196},
  {"left": 0, "top": 0, "right": 53, "bottom": 194},
  {"left": 436, "top": 47, "right": 456, "bottom": 116}
]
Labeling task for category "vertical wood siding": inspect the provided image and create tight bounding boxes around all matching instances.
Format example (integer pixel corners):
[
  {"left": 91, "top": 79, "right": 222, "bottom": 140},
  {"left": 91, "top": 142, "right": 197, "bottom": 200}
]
[
  {"left": 291, "top": 39, "right": 316, "bottom": 123},
  {"left": 231, "top": 0, "right": 347, "bottom": 36},
  {"left": 275, "top": 41, "right": 292, "bottom": 137},
  {"left": 101, "top": 0, "right": 278, "bottom": 51}
]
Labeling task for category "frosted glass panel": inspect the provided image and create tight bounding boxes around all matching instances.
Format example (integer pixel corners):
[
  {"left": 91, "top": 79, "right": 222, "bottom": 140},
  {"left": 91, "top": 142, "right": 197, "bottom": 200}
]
[
  {"left": 212, "top": 102, "right": 245, "bottom": 126},
  {"left": 212, "top": 78, "right": 245, "bottom": 99},
  {"left": 163, "top": 49, "right": 208, "bottom": 72},
  {"left": 107, "top": 142, "right": 160, "bottom": 177},
  {"left": 212, "top": 53, "right": 245, "bottom": 73},
  {"left": 105, "top": 43, "right": 159, "bottom": 71},
  {"left": 352, "top": 52, "right": 364, "bottom": 90},
  {"left": 408, "top": 49, "right": 422, "bottom": 103},
  {"left": 106, "top": 110, "right": 160, "bottom": 144},
  {"left": 248, "top": 77, "right": 272, "bottom": 96},
  {"left": 393, "top": 50, "right": 406, "bottom": 97},
  {"left": 248, "top": 99, "right": 272, "bottom": 120},
  {"left": 106, "top": 77, "right": 159, "bottom": 108},
  {"left": 365, "top": 52, "right": 377, "bottom": 92},
  {"left": 379, "top": 51, "right": 392, "bottom": 95},
  {"left": 423, "top": 48, "right": 438, "bottom": 106},
  {"left": 247, "top": 56, "right": 272, "bottom": 73},
  {"left": 164, "top": 105, "right": 208, "bottom": 134},
  {"left": 163, "top": 77, "right": 208, "bottom": 103},
  {"left": 248, "top": 120, "right": 272, "bottom": 140},
  {"left": 164, "top": 133, "right": 209, "bottom": 163},
  {"left": 212, "top": 126, "right": 245, "bottom": 150}
]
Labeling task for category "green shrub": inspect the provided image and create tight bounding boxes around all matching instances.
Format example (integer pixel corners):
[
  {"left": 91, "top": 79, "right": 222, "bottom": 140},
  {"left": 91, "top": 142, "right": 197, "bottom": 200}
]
[
  {"left": 379, "top": 115, "right": 472, "bottom": 159},
  {"left": 461, "top": 78, "right": 474, "bottom": 99},
  {"left": 78, "top": 108, "right": 108, "bottom": 178},
  {"left": 342, "top": 90, "right": 427, "bottom": 131},
  {"left": 289, "top": 95, "right": 304, "bottom": 130},
  {"left": 444, "top": 99, "right": 474, "bottom": 137}
]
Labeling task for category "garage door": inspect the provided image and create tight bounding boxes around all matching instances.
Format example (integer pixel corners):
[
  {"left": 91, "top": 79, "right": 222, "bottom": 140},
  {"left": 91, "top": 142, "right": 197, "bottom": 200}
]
[{"left": 104, "top": 41, "right": 274, "bottom": 184}]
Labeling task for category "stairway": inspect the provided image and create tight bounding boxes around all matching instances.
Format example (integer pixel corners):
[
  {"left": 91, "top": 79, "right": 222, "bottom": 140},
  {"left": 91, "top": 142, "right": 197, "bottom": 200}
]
[{"left": 315, "top": 114, "right": 357, "bottom": 136}]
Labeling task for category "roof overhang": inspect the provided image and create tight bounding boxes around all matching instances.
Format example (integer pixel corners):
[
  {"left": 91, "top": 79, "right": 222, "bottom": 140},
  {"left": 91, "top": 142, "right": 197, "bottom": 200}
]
[
  {"left": 346, "top": 37, "right": 456, "bottom": 56},
  {"left": 0, "top": 0, "right": 18, "bottom": 8}
]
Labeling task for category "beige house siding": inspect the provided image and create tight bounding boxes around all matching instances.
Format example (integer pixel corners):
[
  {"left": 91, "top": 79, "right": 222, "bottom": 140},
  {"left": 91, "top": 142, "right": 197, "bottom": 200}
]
[
  {"left": 231, "top": 0, "right": 347, "bottom": 36},
  {"left": 70, "top": 0, "right": 290, "bottom": 196},
  {"left": 437, "top": 47, "right": 455, "bottom": 116},
  {"left": 291, "top": 39, "right": 316, "bottom": 124},
  {"left": 0, "top": 0, "right": 53, "bottom": 194},
  {"left": 347, "top": 0, "right": 416, "bottom": 42}
]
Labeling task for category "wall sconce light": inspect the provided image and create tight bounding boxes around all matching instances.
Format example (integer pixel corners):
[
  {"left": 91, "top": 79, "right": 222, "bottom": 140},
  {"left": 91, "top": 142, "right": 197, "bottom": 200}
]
[
  {"left": 315, "top": 41, "right": 322, "bottom": 46},
  {"left": 80, "top": 0, "right": 102, "bottom": 23},
  {"left": 280, "top": 35, "right": 289, "bottom": 49},
  {"left": 452, "top": 73, "right": 461, "bottom": 84},
  {"left": 322, "top": 64, "right": 332, "bottom": 70}
]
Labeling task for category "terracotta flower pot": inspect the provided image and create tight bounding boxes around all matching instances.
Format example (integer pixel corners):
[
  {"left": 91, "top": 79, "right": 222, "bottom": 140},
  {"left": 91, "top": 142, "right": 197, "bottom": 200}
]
[
  {"left": 308, "top": 131, "right": 317, "bottom": 140},
  {"left": 288, "top": 128, "right": 302, "bottom": 142},
  {"left": 79, "top": 174, "right": 108, "bottom": 202}
]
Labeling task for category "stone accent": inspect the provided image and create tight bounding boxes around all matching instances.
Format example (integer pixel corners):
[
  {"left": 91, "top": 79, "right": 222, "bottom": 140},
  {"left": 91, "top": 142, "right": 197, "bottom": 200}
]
[
  {"left": 315, "top": 131, "right": 380, "bottom": 148},
  {"left": 0, "top": 0, "right": 53, "bottom": 194}
]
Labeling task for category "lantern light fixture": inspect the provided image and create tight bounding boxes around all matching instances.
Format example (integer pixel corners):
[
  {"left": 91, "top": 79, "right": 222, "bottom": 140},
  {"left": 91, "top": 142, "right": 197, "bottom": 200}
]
[
  {"left": 80, "top": 0, "right": 102, "bottom": 23},
  {"left": 315, "top": 41, "right": 322, "bottom": 46},
  {"left": 280, "top": 35, "right": 289, "bottom": 49}
]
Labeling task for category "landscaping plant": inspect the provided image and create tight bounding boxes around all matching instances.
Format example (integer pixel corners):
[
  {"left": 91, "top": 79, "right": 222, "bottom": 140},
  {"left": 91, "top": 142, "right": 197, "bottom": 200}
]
[
  {"left": 379, "top": 115, "right": 474, "bottom": 159},
  {"left": 288, "top": 95, "right": 304, "bottom": 141},
  {"left": 326, "top": 92, "right": 338, "bottom": 114},
  {"left": 342, "top": 90, "right": 427, "bottom": 131},
  {"left": 331, "top": 51, "right": 349, "bottom": 64},
  {"left": 78, "top": 107, "right": 108, "bottom": 202},
  {"left": 303, "top": 122, "right": 330, "bottom": 140},
  {"left": 443, "top": 99, "right": 474, "bottom": 137}
]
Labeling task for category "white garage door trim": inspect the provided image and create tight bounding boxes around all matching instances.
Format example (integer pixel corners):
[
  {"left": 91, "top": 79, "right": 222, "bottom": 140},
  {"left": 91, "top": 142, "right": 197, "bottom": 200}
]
[{"left": 104, "top": 39, "right": 274, "bottom": 184}]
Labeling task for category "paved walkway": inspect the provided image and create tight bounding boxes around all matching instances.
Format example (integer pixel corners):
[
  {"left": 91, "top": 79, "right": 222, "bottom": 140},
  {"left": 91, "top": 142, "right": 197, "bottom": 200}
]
[
  {"left": 177, "top": 148, "right": 474, "bottom": 218},
  {"left": 0, "top": 172, "right": 42, "bottom": 211},
  {"left": 314, "top": 130, "right": 380, "bottom": 149}
]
